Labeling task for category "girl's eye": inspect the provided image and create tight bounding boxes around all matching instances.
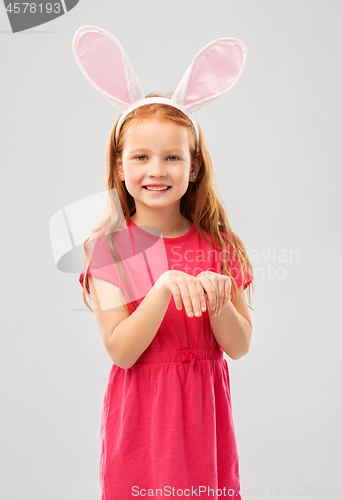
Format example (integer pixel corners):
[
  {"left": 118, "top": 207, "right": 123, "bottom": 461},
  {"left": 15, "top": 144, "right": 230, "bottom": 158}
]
[
  {"left": 167, "top": 156, "right": 179, "bottom": 161},
  {"left": 135, "top": 155, "right": 148, "bottom": 161}
]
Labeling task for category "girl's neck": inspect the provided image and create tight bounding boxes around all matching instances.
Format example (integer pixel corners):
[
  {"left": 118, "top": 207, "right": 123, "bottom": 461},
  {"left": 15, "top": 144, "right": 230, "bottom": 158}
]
[{"left": 131, "top": 209, "right": 192, "bottom": 238}]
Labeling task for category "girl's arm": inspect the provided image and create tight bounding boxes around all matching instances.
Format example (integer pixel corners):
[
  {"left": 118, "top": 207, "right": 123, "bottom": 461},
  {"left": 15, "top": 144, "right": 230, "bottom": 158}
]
[
  {"left": 209, "top": 285, "right": 253, "bottom": 360},
  {"left": 88, "top": 276, "right": 171, "bottom": 369}
]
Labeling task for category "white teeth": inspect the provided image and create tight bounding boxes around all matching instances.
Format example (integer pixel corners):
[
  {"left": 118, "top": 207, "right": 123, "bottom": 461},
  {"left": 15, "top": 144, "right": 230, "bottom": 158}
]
[{"left": 145, "top": 186, "right": 169, "bottom": 191}]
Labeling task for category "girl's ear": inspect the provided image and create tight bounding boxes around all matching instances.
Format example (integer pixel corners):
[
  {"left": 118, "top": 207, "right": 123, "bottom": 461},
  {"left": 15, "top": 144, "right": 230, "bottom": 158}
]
[
  {"left": 116, "top": 158, "right": 124, "bottom": 179},
  {"left": 172, "top": 38, "right": 247, "bottom": 113},
  {"left": 190, "top": 157, "right": 201, "bottom": 180},
  {"left": 72, "top": 26, "right": 145, "bottom": 112}
]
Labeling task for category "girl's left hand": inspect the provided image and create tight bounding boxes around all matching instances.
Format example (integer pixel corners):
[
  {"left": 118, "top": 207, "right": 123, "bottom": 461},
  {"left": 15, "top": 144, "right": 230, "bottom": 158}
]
[{"left": 196, "top": 271, "right": 231, "bottom": 317}]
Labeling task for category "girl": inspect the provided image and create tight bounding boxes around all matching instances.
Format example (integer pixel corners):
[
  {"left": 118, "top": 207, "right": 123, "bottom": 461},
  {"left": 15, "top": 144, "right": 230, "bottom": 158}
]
[{"left": 75, "top": 27, "right": 254, "bottom": 500}]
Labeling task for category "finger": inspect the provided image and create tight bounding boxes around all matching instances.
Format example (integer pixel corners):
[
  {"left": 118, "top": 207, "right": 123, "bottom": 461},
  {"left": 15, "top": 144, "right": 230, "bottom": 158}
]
[
  {"left": 196, "top": 281, "right": 207, "bottom": 312},
  {"left": 199, "top": 277, "right": 216, "bottom": 314},
  {"left": 177, "top": 281, "right": 195, "bottom": 317},
  {"left": 211, "top": 277, "right": 221, "bottom": 316},
  {"left": 192, "top": 279, "right": 207, "bottom": 316},
  {"left": 216, "top": 278, "right": 226, "bottom": 316},
  {"left": 224, "top": 277, "right": 231, "bottom": 307},
  {"left": 169, "top": 282, "right": 183, "bottom": 310},
  {"left": 187, "top": 280, "right": 203, "bottom": 317}
]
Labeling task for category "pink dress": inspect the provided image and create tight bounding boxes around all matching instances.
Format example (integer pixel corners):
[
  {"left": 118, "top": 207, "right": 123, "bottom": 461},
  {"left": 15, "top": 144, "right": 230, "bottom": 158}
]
[{"left": 79, "top": 219, "right": 253, "bottom": 500}]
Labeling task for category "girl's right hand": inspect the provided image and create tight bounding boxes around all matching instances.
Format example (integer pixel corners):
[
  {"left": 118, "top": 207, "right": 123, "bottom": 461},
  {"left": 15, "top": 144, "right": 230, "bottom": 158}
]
[{"left": 154, "top": 270, "right": 207, "bottom": 318}]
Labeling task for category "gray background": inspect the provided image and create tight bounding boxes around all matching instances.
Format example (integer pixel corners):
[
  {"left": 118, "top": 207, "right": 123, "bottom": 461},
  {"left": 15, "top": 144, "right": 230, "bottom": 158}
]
[{"left": 1, "top": 1, "right": 341, "bottom": 499}]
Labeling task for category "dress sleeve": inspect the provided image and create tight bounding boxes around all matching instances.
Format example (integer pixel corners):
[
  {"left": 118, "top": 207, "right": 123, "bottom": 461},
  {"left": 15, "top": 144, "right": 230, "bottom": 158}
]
[
  {"left": 221, "top": 232, "right": 254, "bottom": 290},
  {"left": 225, "top": 255, "right": 253, "bottom": 290},
  {"left": 78, "top": 233, "right": 120, "bottom": 295},
  {"left": 78, "top": 227, "right": 158, "bottom": 303}
]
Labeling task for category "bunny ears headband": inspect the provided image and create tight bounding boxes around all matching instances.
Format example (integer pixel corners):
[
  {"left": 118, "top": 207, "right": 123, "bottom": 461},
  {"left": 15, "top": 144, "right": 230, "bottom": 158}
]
[{"left": 72, "top": 26, "right": 247, "bottom": 153}]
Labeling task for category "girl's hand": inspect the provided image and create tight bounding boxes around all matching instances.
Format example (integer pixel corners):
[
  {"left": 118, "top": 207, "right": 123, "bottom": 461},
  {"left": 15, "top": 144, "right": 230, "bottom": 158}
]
[
  {"left": 196, "top": 271, "right": 231, "bottom": 317},
  {"left": 154, "top": 270, "right": 207, "bottom": 318}
]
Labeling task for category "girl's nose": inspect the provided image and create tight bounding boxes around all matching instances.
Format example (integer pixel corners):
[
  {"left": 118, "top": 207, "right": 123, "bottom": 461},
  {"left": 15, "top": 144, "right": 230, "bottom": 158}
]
[{"left": 148, "top": 159, "right": 167, "bottom": 177}]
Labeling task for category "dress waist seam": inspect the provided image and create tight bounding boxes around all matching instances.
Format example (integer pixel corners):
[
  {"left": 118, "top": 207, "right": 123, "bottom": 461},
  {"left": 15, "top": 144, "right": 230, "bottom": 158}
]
[{"left": 132, "top": 345, "right": 223, "bottom": 365}]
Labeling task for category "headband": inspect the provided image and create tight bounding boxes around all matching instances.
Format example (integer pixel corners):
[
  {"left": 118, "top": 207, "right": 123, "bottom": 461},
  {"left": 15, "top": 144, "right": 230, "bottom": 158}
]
[
  {"left": 116, "top": 97, "right": 201, "bottom": 151},
  {"left": 72, "top": 26, "right": 247, "bottom": 154}
]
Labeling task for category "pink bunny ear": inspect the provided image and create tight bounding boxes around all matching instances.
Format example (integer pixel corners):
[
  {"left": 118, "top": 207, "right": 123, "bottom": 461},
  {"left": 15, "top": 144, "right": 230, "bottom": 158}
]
[
  {"left": 72, "top": 26, "right": 145, "bottom": 112},
  {"left": 171, "top": 38, "right": 247, "bottom": 113}
]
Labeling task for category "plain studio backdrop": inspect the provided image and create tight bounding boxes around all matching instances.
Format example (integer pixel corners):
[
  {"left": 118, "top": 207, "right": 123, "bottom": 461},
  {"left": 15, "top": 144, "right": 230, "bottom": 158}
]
[{"left": 1, "top": 1, "right": 341, "bottom": 499}]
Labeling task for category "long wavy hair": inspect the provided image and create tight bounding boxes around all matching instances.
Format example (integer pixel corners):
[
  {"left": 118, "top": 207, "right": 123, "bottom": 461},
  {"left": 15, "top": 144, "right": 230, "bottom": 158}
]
[{"left": 80, "top": 93, "right": 254, "bottom": 312}]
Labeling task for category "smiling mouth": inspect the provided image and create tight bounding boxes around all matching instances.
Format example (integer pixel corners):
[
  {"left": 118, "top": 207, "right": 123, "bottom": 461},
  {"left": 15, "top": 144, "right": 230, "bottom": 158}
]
[{"left": 143, "top": 186, "right": 171, "bottom": 191}]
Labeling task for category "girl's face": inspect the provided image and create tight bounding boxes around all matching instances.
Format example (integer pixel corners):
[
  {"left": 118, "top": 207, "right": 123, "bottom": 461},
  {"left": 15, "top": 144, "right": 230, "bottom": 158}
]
[{"left": 116, "top": 118, "right": 199, "bottom": 215}]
